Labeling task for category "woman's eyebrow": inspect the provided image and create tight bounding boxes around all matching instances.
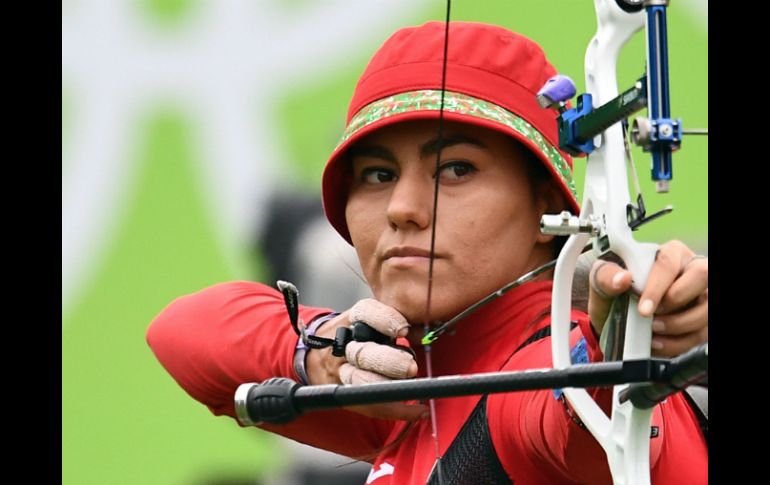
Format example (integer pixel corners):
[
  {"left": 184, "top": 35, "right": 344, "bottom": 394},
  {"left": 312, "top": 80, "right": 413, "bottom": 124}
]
[
  {"left": 420, "top": 134, "right": 487, "bottom": 158},
  {"left": 348, "top": 145, "right": 397, "bottom": 163}
]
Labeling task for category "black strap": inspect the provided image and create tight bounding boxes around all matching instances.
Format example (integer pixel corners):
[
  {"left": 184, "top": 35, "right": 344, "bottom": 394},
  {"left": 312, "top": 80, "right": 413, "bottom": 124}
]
[
  {"left": 426, "top": 322, "right": 578, "bottom": 484},
  {"left": 682, "top": 385, "right": 708, "bottom": 447},
  {"left": 514, "top": 321, "right": 578, "bottom": 354}
]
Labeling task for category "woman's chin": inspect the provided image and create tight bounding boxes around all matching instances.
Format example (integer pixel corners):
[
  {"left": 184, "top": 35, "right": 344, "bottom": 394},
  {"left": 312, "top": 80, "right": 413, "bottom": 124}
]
[
  {"left": 384, "top": 298, "right": 430, "bottom": 325},
  {"left": 376, "top": 291, "right": 458, "bottom": 325}
]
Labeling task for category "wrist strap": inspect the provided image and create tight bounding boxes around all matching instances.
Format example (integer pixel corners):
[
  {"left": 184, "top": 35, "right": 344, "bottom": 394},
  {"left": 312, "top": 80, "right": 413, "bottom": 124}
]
[
  {"left": 293, "top": 312, "right": 339, "bottom": 385},
  {"left": 296, "top": 312, "right": 340, "bottom": 350}
]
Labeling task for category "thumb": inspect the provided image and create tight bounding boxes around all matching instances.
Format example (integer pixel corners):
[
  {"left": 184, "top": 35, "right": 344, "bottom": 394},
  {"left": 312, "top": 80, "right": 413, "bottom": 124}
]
[{"left": 588, "top": 260, "right": 633, "bottom": 335}]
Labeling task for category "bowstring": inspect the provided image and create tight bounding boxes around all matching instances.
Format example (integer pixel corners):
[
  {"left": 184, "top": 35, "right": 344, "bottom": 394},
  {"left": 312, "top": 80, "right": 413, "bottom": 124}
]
[{"left": 423, "top": 1, "right": 452, "bottom": 483}]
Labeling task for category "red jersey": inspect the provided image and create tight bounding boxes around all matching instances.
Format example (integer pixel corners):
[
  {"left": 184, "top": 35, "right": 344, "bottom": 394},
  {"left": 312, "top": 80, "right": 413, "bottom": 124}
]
[{"left": 147, "top": 280, "right": 707, "bottom": 484}]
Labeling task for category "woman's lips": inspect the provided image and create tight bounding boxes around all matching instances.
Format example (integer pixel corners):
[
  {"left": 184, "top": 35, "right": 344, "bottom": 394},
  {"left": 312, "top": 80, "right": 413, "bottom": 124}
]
[
  {"left": 382, "top": 247, "right": 441, "bottom": 268},
  {"left": 383, "top": 246, "right": 433, "bottom": 259}
]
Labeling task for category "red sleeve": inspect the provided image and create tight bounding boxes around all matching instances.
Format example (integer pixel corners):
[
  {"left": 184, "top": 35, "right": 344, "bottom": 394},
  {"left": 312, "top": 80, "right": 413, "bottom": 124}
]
[
  {"left": 488, "top": 313, "right": 707, "bottom": 484},
  {"left": 146, "top": 281, "right": 394, "bottom": 458},
  {"left": 487, "top": 316, "right": 614, "bottom": 484}
]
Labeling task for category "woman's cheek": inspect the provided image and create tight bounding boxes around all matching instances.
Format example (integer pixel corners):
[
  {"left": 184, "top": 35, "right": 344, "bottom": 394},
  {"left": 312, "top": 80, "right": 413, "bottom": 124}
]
[{"left": 346, "top": 210, "right": 381, "bottom": 290}]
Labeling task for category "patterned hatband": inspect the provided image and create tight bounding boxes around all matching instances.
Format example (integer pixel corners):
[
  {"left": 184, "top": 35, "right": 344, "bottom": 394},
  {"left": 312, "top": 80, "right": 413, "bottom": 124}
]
[{"left": 336, "top": 89, "right": 578, "bottom": 201}]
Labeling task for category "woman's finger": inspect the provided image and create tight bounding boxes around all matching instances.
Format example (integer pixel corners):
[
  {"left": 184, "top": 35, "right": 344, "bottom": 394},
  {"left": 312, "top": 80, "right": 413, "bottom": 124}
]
[
  {"left": 653, "top": 290, "right": 707, "bottom": 336},
  {"left": 588, "top": 260, "right": 633, "bottom": 333},
  {"left": 339, "top": 364, "right": 429, "bottom": 421},
  {"left": 657, "top": 257, "right": 708, "bottom": 314},
  {"left": 637, "top": 241, "right": 692, "bottom": 317},
  {"left": 345, "top": 340, "right": 418, "bottom": 379},
  {"left": 651, "top": 326, "right": 708, "bottom": 358},
  {"left": 339, "top": 363, "right": 390, "bottom": 385},
  {"left": 349, "top": 298, "right": 410, "bottom": 338}
]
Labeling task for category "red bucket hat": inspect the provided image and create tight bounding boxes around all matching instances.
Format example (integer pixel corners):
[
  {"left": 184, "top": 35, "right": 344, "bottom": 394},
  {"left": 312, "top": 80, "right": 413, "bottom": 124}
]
[{"left": 322, "top": 21, "right": 580, "bottom": 244}]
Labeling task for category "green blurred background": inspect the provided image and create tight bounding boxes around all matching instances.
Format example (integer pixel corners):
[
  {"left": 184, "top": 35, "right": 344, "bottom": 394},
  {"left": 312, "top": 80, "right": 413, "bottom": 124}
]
[{"left": 61, "top": 1, "right": 707, "bottom": 483}]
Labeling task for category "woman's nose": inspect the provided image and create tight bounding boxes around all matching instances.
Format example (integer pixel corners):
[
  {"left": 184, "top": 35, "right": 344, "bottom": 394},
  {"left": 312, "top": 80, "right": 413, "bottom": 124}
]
[{"left": 386, "top": 171, "right": 433, "bottom": 232}]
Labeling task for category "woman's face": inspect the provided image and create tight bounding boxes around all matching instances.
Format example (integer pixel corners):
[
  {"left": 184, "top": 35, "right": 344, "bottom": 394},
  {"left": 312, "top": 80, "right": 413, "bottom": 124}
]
[{"left": 345, "top": 119, "right": 558, "bottom": 324}]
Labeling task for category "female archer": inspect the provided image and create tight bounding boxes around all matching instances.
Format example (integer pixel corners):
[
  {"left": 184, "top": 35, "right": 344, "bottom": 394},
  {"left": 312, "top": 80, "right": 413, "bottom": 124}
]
[{"left": 147, "top": 20, "right": 707, "bottom": 484}]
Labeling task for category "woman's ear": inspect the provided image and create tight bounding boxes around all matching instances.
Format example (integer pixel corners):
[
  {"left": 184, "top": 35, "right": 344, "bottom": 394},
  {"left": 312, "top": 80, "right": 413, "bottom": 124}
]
[{"left": 535, "top": 181, "right": 568, "bottom": 244}]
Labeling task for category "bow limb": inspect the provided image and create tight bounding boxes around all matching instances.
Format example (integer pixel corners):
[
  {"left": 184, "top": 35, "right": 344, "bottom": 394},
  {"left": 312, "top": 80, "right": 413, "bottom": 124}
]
[{"left": 550, "top": 2, "right": 658, "bottom": 485}]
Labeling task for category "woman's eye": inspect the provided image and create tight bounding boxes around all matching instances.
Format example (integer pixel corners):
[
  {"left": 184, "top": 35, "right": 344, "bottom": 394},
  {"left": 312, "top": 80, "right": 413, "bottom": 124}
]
[
  {"left": 438, "top": 161, "right": 476, "bottom": 180},
  {"left": 361, "top": 167, "right": 396, "bottom": 184}
]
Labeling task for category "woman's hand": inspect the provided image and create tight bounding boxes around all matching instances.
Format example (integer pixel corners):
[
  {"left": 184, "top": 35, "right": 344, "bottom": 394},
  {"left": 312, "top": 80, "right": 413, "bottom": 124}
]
[
  {"left": 588, "top": 240, "right": 708, "bottom": 357},
  {"left": 305, "top": 298, "right": 429, "bottom": 420}
]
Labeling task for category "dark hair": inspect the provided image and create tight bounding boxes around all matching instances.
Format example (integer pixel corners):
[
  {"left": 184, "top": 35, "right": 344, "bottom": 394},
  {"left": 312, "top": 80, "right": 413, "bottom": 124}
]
[{"left": 517, "top": 142, "right": 570, "bottom": 259}]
